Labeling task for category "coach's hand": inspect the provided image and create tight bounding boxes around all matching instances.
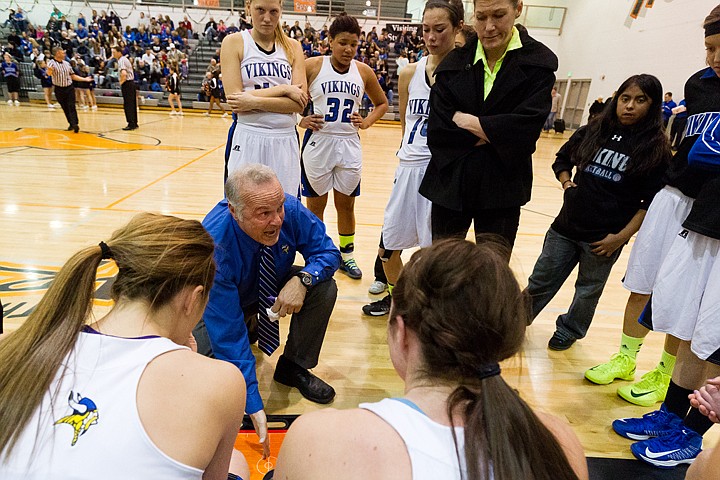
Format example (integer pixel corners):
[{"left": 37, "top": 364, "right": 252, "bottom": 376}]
[
  {"left": 299, "top": 114, "right": 324, "bottom": 131},
  {"left": 249, "top": 409, "right": 271, "bottom": 458},
  {"left": 274, "top": 276, "right": 307, "bottom": 317}
]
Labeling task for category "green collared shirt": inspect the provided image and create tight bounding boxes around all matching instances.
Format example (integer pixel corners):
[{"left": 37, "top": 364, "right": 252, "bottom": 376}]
[{"left": 474, "top": 26, "right": 523, "bottom": 100}]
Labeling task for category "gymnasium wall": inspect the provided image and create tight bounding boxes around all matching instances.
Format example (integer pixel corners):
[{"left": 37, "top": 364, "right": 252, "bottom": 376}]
[{"left": 554, "top": 0, "right": 716, "bottom": 122}]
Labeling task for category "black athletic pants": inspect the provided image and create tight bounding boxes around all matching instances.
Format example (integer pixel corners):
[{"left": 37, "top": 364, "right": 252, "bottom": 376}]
[
  {"left": 121, "top": 81, "right": 138, "bottom": 128},
  {"left": 431, "top": 203, "right": 522, "bottom": 252},
  {"left": 54, "top": 85, "right": 78, "bottom": 129},
  {"left": 193, "top": 266, "right": 337, "bottom": 371}
]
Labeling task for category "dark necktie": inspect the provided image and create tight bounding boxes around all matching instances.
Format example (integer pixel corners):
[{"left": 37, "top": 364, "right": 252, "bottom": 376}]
[{"left": 258, "top": 246, "right": 280, "bottom": 355}]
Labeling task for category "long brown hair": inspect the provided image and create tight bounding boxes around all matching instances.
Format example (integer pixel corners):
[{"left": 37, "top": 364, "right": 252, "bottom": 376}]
[
  {"left": 391, "top": 239, "right": 579, "bottom": 480},
  {"left": 0, "top": 213, "right": 216, "bottom": 460},
  {"left": 574, "top": 74, "right": 670, "bottom": 175}
]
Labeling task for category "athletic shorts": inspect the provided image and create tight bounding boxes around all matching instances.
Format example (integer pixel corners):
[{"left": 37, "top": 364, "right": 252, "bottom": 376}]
[
  {"left": 301, "top": 131, "right": 362, "bottom": 197},
  {"left": 6, "top": 76, "right": 20, "bottom": 93},
  {"left": 381, "top": 159, "right": 432, "bottom": 251},
  {"left": 651, "top": 230, "right": 720, "bottom": 364},
  {"left": 622, "top": 186, "right": 694, "bottom": 294},
  {"left": 226, "top": 122, "right": 300, "bottom": 196}
]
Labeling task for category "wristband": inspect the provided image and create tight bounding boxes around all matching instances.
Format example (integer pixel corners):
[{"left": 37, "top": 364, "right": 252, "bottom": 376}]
[{"left": 562, "top": 179, "right": 572, "bottom": 188}]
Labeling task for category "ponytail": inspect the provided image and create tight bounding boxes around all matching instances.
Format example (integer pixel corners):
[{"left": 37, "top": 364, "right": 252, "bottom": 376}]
[
  {"left": 0, "top": 245, "right": 104, "bottom": 459},
  {"left": 394, "top": 239, "right": 581, "bottom": 480},
  {"left": 274, "top": 23, "right": 295, "bottom": 64},
  {"left": 0, "top": 213, "right": 215, "bottom": 461},
  {"left": 447, "top": 377, "right": 580, "bottom": 480}
]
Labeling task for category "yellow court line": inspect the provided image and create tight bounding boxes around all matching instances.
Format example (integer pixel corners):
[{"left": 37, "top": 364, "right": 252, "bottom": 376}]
[
  {"left": 104, "top": 143, "right": 225, "bottom": 209},
  {"left": 11, "top": 203, "right": 206, "bottom": 217}
]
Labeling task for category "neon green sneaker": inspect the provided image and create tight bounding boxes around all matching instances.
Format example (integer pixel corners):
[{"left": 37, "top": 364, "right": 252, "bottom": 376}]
[
  {"left": 617, "top": 368, "right": 671, "bottom": 407},
  {"left": 584, "top": 352, "right": 636, "bottom": 385}
]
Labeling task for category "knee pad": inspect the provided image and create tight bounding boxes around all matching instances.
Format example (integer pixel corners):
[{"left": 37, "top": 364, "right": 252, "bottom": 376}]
[{"left": 379, "top": 248, "right": 395, "bottom": 262}]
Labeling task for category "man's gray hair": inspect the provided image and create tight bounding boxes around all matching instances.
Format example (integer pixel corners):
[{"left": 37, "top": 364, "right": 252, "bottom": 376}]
[{"left": 225, "top": 164, "right": 279, "bottom": 213}]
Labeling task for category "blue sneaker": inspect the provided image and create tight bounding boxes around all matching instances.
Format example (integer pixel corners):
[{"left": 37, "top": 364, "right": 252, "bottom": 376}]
[
  {"left": 631, "top": 426, "right": 702, "bottom": 468},
  {"left": 612, "top": 404, "right": 683, "bottom": 440},
  {"left": 339, "top": 258, "right": 362, "bottom": 279}
]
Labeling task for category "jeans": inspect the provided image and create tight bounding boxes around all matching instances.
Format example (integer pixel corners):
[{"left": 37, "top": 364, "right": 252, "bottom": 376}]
[
  {"left": 526, "top": 228, "right": 624, "bottom": 340},
  {"left": 543, "top": 111, "right": 556, "bottom": 131}
]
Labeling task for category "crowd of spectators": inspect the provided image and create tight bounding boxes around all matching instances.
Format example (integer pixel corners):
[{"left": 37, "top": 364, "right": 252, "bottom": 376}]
[
  {"left": 2, "top": 6, "right": 196, "bottom": 95},
  {"left": 3, "top": 6, "right": 424, "bottom": 108}
]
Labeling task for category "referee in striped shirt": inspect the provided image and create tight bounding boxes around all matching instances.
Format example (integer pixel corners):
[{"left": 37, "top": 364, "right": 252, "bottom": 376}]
[
  {"left": 47, "top": 47, "right": 92, "bottom": 133},
  {"left": 112, "top": 46, "right": 138, "bottom": 131}
]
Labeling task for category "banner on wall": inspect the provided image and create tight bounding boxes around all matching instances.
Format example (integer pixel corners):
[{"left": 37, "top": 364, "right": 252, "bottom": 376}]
[
  {"left": 195, "top": 0, "right": 220, "bottom": 7},
  {"left": 294, "top": 0, "right": 316, "bottom": 13},
  {"left": 384, "top": 23, "right": 422, "bottom": 43}
]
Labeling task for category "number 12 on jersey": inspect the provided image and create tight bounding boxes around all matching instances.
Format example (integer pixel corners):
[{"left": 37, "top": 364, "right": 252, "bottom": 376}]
[{"left": 325, "top": 97, "right": 354, "bottom": 123}]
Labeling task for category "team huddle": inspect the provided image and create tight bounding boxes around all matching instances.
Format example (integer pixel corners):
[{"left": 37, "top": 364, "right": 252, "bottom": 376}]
[{"left": 1, "top": 0, "right": 720, "bottom": 479}]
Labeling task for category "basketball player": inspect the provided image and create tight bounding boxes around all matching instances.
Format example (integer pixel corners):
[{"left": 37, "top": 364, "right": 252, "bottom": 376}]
[
  {"left": 299, "top": 13, "right": 388, "bottom": 280},
  {"left": 363, "top": 0, "right": 463, "bottom": 315},
  {"left": 221, "top": 0, "right": 308, "bottom": 194},
  {"left": 585, "top": 5, "right": 720, "bottom": 409}
]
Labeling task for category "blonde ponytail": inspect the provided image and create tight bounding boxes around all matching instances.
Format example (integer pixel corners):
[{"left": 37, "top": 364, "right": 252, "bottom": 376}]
[{"left": 275, "top": 22, "right": 295, "bottom": 64}]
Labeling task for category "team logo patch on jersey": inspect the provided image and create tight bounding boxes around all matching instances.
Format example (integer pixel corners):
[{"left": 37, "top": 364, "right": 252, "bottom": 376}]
[
  {"left": 54, "top": 391, "right": 100, "bottom": 446},
  {"left": 678, "top": 229, "right": 689, "bottom": 239}
]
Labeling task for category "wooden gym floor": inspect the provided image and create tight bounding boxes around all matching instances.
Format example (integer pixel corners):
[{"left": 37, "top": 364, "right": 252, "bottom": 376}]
[{"left": 1, "top": 103, "right": 717, "bottom": 460}]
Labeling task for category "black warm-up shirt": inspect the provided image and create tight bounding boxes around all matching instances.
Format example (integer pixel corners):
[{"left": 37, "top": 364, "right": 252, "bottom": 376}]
[{"left": 550, "top": 126, "right": 667, "bottom": 243}]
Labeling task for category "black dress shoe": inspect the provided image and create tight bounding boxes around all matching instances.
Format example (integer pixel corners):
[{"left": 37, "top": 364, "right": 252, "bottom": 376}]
[
  {"left": 548, "top": 330, "right": 576, "bottom": 351},
  {"left": 122, "top": 125, "right": 134, "bottom": 131},
  {"left": 73, "top": 125, "right": 79, "bottom": 133},
  {"left": 67, "top": 125, "right": 74, "bottom": 131},
  {"left": 273, "top": 355, "right": 335, "bottom": 404}
]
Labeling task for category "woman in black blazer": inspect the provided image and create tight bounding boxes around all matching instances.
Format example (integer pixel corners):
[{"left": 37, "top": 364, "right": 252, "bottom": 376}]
[{"left": 420, "top": 0, "right": 557, "bottom": 251}]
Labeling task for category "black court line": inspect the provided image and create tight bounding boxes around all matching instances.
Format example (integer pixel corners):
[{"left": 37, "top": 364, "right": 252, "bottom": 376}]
[{"left": 0, "top": 147, "right": 32, "bottom": 155}]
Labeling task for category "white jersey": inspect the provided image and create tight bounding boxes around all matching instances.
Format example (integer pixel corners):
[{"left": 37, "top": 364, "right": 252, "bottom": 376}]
[
  {"left": 238, "top": 29, "right": 295, "bottom": 129},
  {"left": 360, "top": 398, "right": 470, "bottom": 479},
  {"left": 310, "top": 56, "right": 364, "bottom": 136},
  {"left": 397, "top": 57, "right": 431, "bottom": 163},
  {"left": 1, "top": 330, "right": 201, "bottom": 480}
]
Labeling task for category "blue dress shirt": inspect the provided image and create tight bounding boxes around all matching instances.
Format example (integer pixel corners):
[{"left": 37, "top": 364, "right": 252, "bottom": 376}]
[{"left": 202, "top": 196, "right": 340, "bottom": 414}]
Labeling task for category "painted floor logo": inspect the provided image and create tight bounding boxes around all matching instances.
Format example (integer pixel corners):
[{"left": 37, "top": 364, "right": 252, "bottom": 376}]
[
  {"left": 0, "top": 261, "right": 117, "bottom": 320},
  {"left": 0, "top": 128, "right": 195, "bottom": 151}
]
